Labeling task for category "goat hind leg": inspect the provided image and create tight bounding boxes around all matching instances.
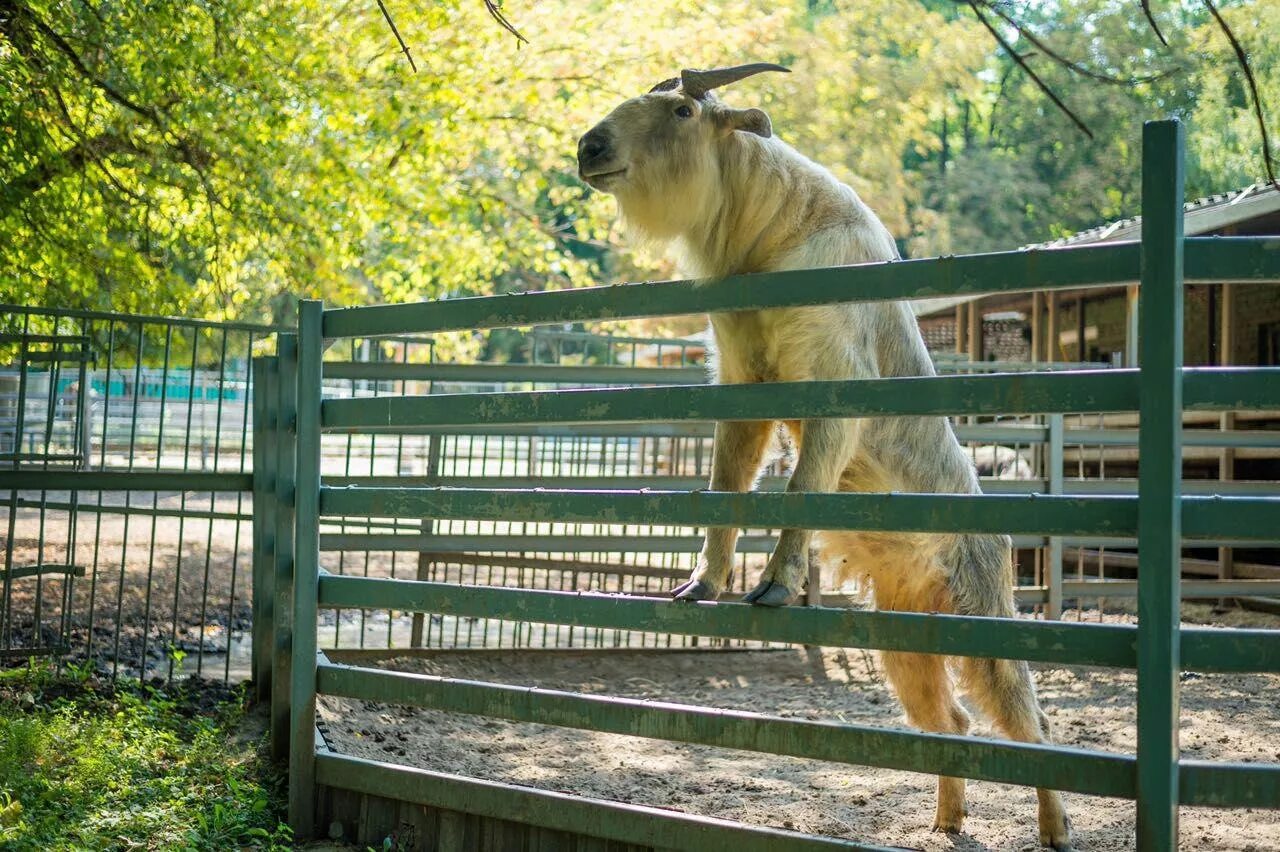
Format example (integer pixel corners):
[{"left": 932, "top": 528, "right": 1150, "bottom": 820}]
[
  {"left": 963, "top": 657, "right": 1072, "bottom": 850},
  {"left": 881, "top": 650, "right": 971, "bottom": 833},
  {"left": 674, "top": 420, "right": 773, "bottom": 601}
]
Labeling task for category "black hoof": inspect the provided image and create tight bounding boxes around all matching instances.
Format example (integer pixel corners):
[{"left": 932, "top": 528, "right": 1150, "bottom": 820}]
[
  {"left": 742, "top": 580, "right": 799, "bottom": 607},
  {"left": 671, "top": 579, "right": 719, "bottom": 601}
]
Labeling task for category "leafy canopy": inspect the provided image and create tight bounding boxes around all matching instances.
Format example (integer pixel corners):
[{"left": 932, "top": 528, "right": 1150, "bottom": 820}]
[{"left": 1, "top": 0, "right": 1274, "bottom": 322}]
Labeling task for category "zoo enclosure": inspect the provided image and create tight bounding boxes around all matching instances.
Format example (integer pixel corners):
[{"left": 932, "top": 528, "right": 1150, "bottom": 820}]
[
  {"left": 12, "top": 312, "right": 1250, "bottom": 688},
  {"left": 277, "top": 122, "right": 1280, "bottom": 850},
  {"left": 5, "top": 260, "right": 1278, "bottom": 691}
]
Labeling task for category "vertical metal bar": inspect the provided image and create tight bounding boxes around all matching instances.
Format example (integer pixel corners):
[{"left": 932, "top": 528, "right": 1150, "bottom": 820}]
[
  {"left": 75, "top": 329, "right": 90, "bottom": 470},
  {"left": 334, "top": 339, "right": 357, "bottom": 649},
  {"left": 142, "top": 324, "right": 173, "bottom": 680},
  {"left": 272, "top": 335, "right": 298, "bottom": 762},
  {"left": 226, "top": 331, "right": 255, "bottom": 684},
  {"left": 65, "top": 328, "right": 89, "bottom": 666},
  {"left": 263, "top": 355, "right": 280, "bottom": 696},
  {"left": 0, "top": 334, "right": 25, "bottom": 653},
  {"left": 251, "top": 356, "right": 271, "bottom": 700},
  {"left": 36, "top": 329, "right": 60, "bottom": 648},
  {"left": 387, "top": 342, "right": 410, "bottom": 648},
  {"left": 967, "top": 299, "right": 982, "bottom": 362},
  {"left": 1046, "top": 293, "right": 1058, "bottom": 365},
  {"left": 1030, "top": 291, "right": 1043, "bottom": 363},
  {"left": 290, "top": 301, "right": 323, "bottom": 836},
  {"left": 111, "top": 323, "right": 145, "bottom": 681},
  {"left": 1046, "top": 413, "right": 1064, "bottom": 620},
  {"left": 196, "top": 328, "right": 230, "bottom": 677},
  {"left": 168, "top": 328, "right": 201, "bottom": 680},
  {"left": 1136, "top": 118, "right": 1184, "bottom": 852},
  {"left": 411, "top": 432, "right": 443, "bottom": 647},
  {"left": 85, "top": 320, "right": 116, "bottom": 664}
]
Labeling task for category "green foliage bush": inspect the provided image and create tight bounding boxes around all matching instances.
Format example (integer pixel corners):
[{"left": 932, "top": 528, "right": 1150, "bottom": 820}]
[{"left": 0, "top": 664, "right": 291, "bottom": 851}]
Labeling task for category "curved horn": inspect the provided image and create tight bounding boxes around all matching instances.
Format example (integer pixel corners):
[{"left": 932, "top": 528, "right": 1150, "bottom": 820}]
[{"left": 679, "top": 62, "right": 789, "bottom": 100}]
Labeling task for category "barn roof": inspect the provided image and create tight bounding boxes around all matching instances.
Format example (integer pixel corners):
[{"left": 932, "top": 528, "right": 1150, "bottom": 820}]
[{"left": 911, "top": 181, "right": 1280, "bottom": 318}]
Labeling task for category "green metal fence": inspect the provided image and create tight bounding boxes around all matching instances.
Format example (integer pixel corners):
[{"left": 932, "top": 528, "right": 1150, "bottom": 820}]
[
  {"left": 0, "top": 305, "right": 278, "bottom": 682},
  {"left": 276, "top": 121, "right": 1280, "bottom": 848},
  {"left": 7, "top": 302, "right": 1266, "bottom": 689}
]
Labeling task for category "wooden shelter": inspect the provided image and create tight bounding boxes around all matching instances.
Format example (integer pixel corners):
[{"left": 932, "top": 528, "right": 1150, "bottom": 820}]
[{"left": 913, "top": 182, "right": 1280, "bottom": 368}]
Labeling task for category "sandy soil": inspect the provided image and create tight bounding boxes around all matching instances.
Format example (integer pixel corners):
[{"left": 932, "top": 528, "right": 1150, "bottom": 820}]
[
  {"left": 319, "top": 644, "right": 1280, "bottom": 851},
  {"left": 3, "top": 496, "right": 253, "bottom": 679}
]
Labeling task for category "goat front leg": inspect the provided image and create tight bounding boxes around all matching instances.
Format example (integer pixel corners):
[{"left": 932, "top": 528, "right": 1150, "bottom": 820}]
[
  {"left": 744, "top": 418, "right": 854, "bottom": 607},
  {"left": 673, "top": 420, "right": 773, "bottom": 602}
]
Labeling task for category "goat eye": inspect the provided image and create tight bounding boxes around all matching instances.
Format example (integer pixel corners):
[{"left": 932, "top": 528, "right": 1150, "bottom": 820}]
[{"left": 674, "top": 104, "right": 693, "bottom": 119}]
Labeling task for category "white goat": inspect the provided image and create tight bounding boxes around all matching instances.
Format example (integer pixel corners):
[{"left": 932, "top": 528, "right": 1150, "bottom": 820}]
[{"left": 577, "top": 63, "right": 1072, "bottom": 849}]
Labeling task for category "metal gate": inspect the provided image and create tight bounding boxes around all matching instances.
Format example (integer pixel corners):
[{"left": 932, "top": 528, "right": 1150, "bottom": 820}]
[{"left": 0, "top": 306, "right": 277, "bottom": 682}]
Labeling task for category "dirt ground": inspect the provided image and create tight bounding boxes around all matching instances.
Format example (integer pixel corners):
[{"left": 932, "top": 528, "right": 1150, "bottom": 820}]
[
  {"left": 3, "top": 496, "right": 253, "bottom": 680},
  {"left": 319, "top": 635, "right": 1280, "bottom": 851}
]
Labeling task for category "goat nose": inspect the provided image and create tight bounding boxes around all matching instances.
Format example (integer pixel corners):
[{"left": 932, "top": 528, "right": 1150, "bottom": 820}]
[{"left": 578, "top": 129, "right": 611, "bottom": 166}]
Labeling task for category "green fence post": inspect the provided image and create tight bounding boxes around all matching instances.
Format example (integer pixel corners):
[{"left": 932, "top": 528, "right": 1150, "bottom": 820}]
[
  {"left": 272, "top": 335, "right": 298, "bottom": 762},
  {"left": 1136, "top": 118, "right": 1185, "bottom": 850},
  {"left": 257, "top": 355, "right": 280, "bottom": 703},
  {"left": 250, "top": 356, "right": 269, "bottom": 701},
  {"left": 290, "top": 301, "right": 323, "bottom": 834}
]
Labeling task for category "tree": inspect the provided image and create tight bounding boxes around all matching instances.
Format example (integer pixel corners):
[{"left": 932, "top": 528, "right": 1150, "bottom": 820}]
[{"left": 2, "top": 0, "right": 1274, "bottom": 326}]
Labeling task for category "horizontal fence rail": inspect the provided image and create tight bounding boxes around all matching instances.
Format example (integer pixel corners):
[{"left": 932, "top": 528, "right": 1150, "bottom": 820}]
[
  {"left": 315, "top": 574, "right": 1280, "bottom": 674},
  {"left": 321, "top": 368, "right": 1280, "bottom": 432},
  {"left": 316, "top": 486, "right": 1280, "bottom": 543},
  {"left": 314, "top": 753, "right": 893, "bottom": 852},
  {"left": 317, "top": 657, "right": 1139, "bottom": 799},
  {"left": 323, "top": 361, "right": 708, "bottom": 385},
  {"left": 0, "top": 471, "right": 253, "bottom": 491},
  {"left": 321, "top": 472, "right": 1280, "bottom": 498},
  {"left": 321, "top": 237, "right": 1280, "bottom": 339}
]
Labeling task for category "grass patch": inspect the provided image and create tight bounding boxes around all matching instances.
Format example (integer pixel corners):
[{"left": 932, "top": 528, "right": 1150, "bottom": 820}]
[{"left": 0, "top": 662, "right": 291, "bottom": 851}]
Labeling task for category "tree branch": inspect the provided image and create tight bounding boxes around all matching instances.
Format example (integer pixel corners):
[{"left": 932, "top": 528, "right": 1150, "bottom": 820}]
[
  {"left": 986, "top": 2, "right": 1179, "bottom": 86},
  {"left": 374, "top": 0, "right": 417, "bottom": 72},
  {"left": 1, "top": 132, "right": 140, "bottom": 208},
  {"left": 1140, "top": 0, "right": 1169, "bottom": 47},
  {"left": 1202, "top": 0, "right": 1276, "bottom": 186},
  {"left": 27, "top": 9, "right": 162, "bottom": 126},
  {"left": 966, "top": 0, "right": 1093, "bottom": 140},
  {"left": 483, "top": 0, "right": 527, "bottom": 46}
]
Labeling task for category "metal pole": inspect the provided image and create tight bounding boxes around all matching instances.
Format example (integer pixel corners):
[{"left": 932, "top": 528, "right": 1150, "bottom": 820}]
[
  {"left": 290, "top": 302, "right": 323, "bottom": 835},
  {"left": 1046, "top": 293, "right": 1058, "bottom": 365},
  {"left": 250, "top": 356, "right": 271, "bottom": 701},
  {"left": 272, "top": 336, "right": 298, "bottom": 762},
  {"left": 1135, "top": 118, "right": 1184, "bottom": 851}
]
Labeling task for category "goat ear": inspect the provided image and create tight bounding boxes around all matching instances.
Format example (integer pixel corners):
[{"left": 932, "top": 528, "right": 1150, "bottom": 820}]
[{"left": 719, "top": 106, "right": 772, "bottom": 138}]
